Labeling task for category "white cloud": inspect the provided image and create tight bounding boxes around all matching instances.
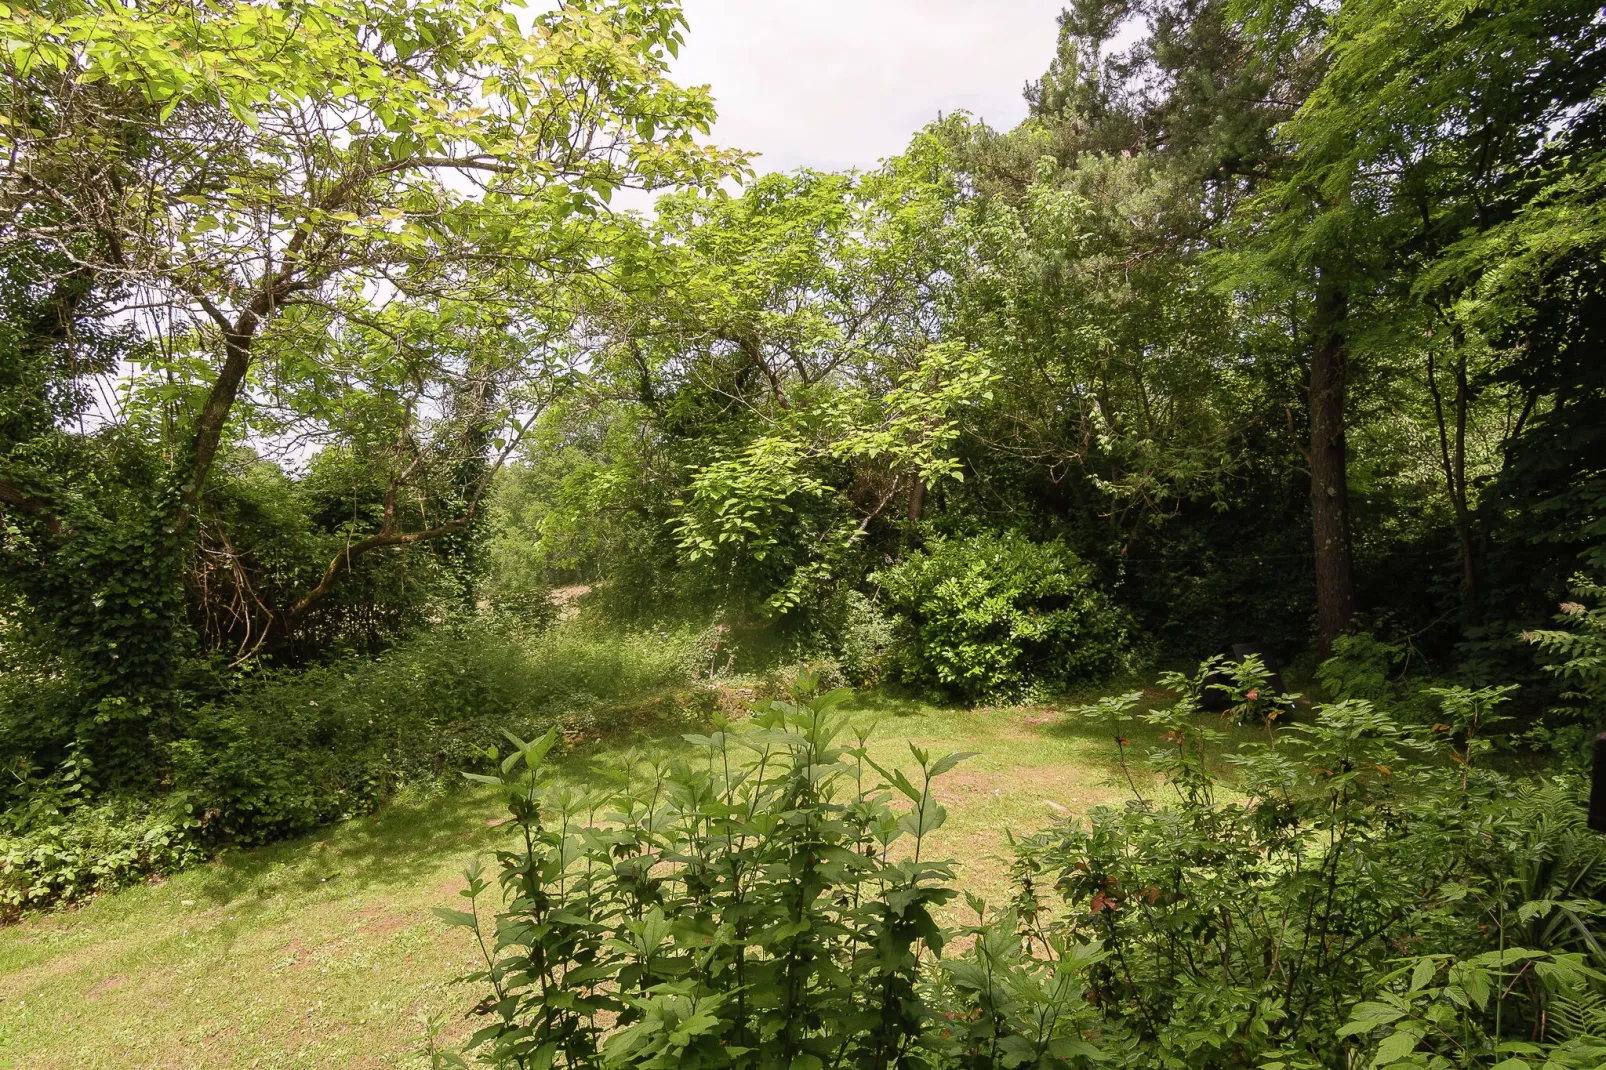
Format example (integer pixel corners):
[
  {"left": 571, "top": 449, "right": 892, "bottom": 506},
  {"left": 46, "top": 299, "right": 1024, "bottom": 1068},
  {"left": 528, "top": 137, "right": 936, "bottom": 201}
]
[{"left": 671, "top": 1, "right": 1066, "bottom": 174}]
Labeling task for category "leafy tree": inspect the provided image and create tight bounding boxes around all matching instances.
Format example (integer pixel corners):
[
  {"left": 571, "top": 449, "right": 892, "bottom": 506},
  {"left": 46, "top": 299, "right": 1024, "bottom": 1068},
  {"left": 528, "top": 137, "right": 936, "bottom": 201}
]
[
  {"left": 1245, "top": 0, "right": 1606, "bottom": 635},
  {"left": 521, "top": 164, "right": 995, "bottom": 625},
  {"left": 0, "top": 0, "right": 739, "bottom": 763}
]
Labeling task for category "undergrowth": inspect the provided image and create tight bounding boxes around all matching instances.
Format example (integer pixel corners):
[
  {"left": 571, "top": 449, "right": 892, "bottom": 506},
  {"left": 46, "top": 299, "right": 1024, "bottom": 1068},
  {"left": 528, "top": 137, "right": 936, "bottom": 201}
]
[
  {"left": 436, "top": 664, "right": 1606, "bottom": 1069},
  {"left": 0, "top": 622, "right": 709, "bottom": 920}
]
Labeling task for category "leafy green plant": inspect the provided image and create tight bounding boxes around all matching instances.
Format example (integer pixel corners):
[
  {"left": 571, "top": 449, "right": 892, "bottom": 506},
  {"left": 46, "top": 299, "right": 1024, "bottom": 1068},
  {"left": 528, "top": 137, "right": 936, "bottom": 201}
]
[
  {"left": 829, "top": 590, "right": 900, "bottom": 687},
  {"left": 1526, "top": 576, "right": 1606, "bottom": 713},
  {"left": 1017, "top": 673, "right": 1606, "bottom": 1068},
  {"left": 436, "top": 657, "right": 1606, "bottom": 1068},
  {"left": 940, "top": 898, "right": 1117, "bottom": 1068},
  {"left": 0, "top": 621, "right": 706, "bottom": 916},
  {"left": 0, "top": 795, "right": 203, "bottom": 920},
  {"left": 435, "top": 677, "right": 1124, "bottom": 1068},
  {"left": 875, "top": 532, "right": 1135, "bottom": 702},
  {"left": 1318, "top": 632, "right": 1407, "bottom": 703}
]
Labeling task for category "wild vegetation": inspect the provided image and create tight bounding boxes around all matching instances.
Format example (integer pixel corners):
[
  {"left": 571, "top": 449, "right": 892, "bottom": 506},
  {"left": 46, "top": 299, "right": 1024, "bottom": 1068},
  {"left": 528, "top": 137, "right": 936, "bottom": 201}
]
[{"left": 2, "top": 0, "right": 1606, "bottom": 1065}]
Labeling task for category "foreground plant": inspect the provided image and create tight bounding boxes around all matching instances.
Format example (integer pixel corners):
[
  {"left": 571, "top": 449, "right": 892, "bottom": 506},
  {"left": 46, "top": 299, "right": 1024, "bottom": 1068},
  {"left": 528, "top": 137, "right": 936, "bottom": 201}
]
[
  {"left": 1024, "top": 669, "right": 1606, "bottom": 1068},
  {"left": 441, "top": 662, "right": 1606, "bottom": 1068},
  {"left": 435, "top": 676, "right": 1114, "bottom": 1068}
]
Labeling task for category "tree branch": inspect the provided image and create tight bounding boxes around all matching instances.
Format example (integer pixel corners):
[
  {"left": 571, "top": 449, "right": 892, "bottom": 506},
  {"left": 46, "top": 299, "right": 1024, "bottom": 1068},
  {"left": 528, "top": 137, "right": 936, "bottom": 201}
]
[
  {"left": 288, "top": 518, "right": 471, "bottom": 619},
  {"left": 375, "top": 155, "right": 520, "bottom": 176},
  {"left": 285, "top": 387, "right": 552, "bottom": 624},
  {"left": 0, "top": 478, "right": 64, "bottom": 536}
]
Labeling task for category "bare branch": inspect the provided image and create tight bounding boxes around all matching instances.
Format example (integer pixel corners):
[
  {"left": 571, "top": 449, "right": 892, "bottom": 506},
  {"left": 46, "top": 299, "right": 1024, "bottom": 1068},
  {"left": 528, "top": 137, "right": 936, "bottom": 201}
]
[{"left": 287, "top": 518, "right": 470, "bottom": 619}]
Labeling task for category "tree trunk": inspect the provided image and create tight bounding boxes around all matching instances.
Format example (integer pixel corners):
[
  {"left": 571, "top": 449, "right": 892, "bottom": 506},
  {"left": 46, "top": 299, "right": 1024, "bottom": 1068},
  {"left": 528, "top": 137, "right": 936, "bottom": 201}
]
[
  {"left": 1452, "top": 357, "right": 1479, "bottom": 627},
  {"left": 1427, "top": 346, "right": 1480, "bottom": 629},
  {"left": 907, "top": 478, "right": 926, "bottom": 523},
  {"left": 1310, "top": 277, "right": 1357, "bottom": 657},
  {"left": 181, "top": 328, "right": 258, "bottom": 532}
]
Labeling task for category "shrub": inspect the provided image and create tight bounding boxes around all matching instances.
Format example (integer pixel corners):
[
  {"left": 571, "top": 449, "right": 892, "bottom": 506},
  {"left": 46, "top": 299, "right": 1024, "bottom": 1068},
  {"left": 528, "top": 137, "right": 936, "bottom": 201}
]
[
  {"left": 434, "top": 679, "right": 1115, "bottom": 1068},
  {"left": 828, "top": 589, "right": 899, "bottom": 687},
  {"left": 874, "top": 532, "right": 1134, "bottom": 702},
  {"left": 0, "top": 797, "right": 203, "bottom": 920},
  {"left": 1527, "top": 574, "right": 1606, "bottom": 708},
  {"left": 1, "top": 621, "right": 705, "bottom": 914},
  {"left": 438, "top": 667, "right": 1606, "bottom": 1069},
  {"left": 1035, "top": 666, "right": 1606, "bottom": 1068},
  {"left": 168, "top": 622, "right": 707, "bottom": 847},
  {"left": 1316, "top": 631, "right": 1406, "bottom": 702}
]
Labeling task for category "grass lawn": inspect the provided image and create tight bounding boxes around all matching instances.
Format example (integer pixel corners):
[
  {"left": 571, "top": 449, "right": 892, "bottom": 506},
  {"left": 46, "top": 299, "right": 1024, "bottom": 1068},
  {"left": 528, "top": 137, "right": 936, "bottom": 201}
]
[{"left": 0, "top": 686, "right": 1263, "bottom": 1068}]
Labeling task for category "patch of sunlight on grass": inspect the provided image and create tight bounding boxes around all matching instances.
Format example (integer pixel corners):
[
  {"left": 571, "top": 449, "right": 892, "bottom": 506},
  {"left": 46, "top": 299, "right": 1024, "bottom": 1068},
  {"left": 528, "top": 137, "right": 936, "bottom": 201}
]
[{"left": 0, "top": 684, "right": 1266, "bottom": 1067}]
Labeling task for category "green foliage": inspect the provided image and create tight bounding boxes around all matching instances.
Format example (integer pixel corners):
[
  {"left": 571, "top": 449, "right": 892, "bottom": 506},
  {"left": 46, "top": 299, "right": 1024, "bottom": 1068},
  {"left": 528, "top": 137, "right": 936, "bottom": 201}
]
[
  {"left": 1317, "top": 632, "right": 1408, "bottom": 703},
  {"left": 0, "top": 796, "right": 203, "bottom": 922},
  {"left": 169, "top": 623, "right": 705, "bottom": 848},
  {"left": 1526, "top": 576, "right": 1606, "bottom": 713},
  {"left": 0, "top": 622, "right": 703, "bottom": 915},
  {"left": 436, "top": 679, "right": 1117, "bottom": 1068},
  {"left": 1520, "top": 577, "right": 1606, "bottom": 768},
  {"left": 442, "top": 667, "right": 1606, "bottom": 1068},
  {"left": 0, "top": 432, "right": 191, "bottom": 771},
  {"left": 1017, "top": 676, "right": 1606, "bottom": 1068},
  {"left": 826, "top": 590, "right": 900, "bottom": 688},
  {"left": 876, "top": 532, "right": 1135, "bottom": 702},
  {"left": 0, "top": 0, "right": 742, "bottom": 769}
]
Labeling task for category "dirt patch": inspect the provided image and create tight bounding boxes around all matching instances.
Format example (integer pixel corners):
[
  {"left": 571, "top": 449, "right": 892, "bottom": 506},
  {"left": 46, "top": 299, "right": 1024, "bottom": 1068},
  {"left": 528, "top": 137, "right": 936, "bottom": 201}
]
[
  {"left": 713, "top": 684, "right": 756, "bottom": 715},
  {"left": 88, "top": 974, "right": 124, "bottom": 995},
  {"left": 549, "top": 585, "right": 591, "bottom": 621},
  {"left": 275, "top": 939, "right": 315, "bottom": 971},
  {"left": 360, "top": 913, "right": 415, "bottom": 941}
]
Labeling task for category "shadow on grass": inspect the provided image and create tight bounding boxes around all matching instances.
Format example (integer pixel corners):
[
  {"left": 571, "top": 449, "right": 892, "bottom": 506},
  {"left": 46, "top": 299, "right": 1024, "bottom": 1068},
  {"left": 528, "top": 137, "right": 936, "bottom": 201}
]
[
  {"left": 838, "top": 688, "right": 949, "bottom": 718},
  {"left": 179, "top": 786, "right": 500, "bottom": 910},
  {"left": 178, "top": 711, "right": 710, "bottom": 912},
  {"left": 1030, "top": 693, "right": 1277, "bottom": 792}
]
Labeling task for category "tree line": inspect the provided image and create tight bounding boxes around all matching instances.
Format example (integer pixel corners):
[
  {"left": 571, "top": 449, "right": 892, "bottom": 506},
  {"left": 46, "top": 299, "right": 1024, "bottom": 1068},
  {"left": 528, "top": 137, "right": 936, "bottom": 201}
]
[{"left": 2, "top": 0, "right": 1604, "bottom": 775}]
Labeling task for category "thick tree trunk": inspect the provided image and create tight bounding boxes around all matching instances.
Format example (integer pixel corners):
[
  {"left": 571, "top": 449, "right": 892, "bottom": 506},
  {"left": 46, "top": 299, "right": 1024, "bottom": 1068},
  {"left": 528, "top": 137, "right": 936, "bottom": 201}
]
[
  {"left": 0, "top": 478, "right": 62, "bottom": 534},
  {"left": 907, "top": 478, "right": 926, "bottom": 523},
  {"left": 1310, "top": 277, "right": 1357, "bottom": 657}
]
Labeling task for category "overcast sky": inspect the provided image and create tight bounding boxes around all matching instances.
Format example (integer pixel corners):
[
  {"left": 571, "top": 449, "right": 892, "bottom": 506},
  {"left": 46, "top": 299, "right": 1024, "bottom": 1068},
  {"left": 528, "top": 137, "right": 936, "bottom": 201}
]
[{"left": 668, "top": 1, "right": 1069, "bottom": 175}]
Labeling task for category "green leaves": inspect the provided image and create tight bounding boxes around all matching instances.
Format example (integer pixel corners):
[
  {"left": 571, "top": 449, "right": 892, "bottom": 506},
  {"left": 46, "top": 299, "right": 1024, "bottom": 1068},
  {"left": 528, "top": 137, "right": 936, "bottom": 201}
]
[
  {"left": 1012, "top": 657, "right": 1606, "bottom": 1068},
  {"left": 1340, "top": 947, "right": 1606, "bottom": 1068},
  {"left": 440, "top": 685, "right": 1009, "bottom": 1067},
  {"left": 874, "top": 531, "right": 1135, "bottom": 702}
]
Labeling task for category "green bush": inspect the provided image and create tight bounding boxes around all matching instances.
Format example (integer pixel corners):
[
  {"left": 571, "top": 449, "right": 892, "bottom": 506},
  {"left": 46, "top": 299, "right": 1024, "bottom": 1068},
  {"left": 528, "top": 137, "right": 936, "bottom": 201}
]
[
  {"left": 829, "top": 589, "right": 899, "bottom": 687},
  {"left": 436, "top": 671, "right": 1606, "bottom": 1070},
  {"left": 875, "top": 531, "right": 1134, "bottom": 702},
  {"left": 1039, "top": 668, "right": 1605, "bottom": 1067},
  {"left": 0, "top": 621, "right": 705, "bottom": 914},
  {"left": 168, "top": 622, "right": 706, "bottom": 848},
  {"left": 0, "top": 798, "right": 203, "bottom": 920},
  {"left": 1523, "top": 575, "right": 1606, "bottom": 768},
  {"left": 0, "top": 745, "right": 203, "bottom": 919},
  {"left": 435, "top": 681, "right": 1110, "bottom": 1068}
]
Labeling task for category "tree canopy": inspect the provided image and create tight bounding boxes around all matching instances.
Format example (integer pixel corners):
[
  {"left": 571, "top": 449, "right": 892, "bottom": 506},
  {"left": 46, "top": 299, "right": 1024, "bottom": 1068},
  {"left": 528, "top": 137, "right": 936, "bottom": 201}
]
[{"left": 2, "top": 0, "right": 1604, "bottom": 774}]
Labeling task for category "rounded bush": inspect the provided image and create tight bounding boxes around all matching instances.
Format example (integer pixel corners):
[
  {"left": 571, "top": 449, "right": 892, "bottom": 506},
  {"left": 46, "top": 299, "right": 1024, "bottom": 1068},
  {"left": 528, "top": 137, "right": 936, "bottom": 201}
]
[{"left": 875, "top": 531, "right": 1133, "bottom": 702}]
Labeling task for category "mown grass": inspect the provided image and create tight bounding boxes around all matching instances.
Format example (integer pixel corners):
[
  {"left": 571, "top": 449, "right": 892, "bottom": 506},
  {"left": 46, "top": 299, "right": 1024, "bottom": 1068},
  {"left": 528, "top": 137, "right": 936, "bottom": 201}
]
[{"left": 0, "top": 684, "right": 1265, "bottom": 1068}]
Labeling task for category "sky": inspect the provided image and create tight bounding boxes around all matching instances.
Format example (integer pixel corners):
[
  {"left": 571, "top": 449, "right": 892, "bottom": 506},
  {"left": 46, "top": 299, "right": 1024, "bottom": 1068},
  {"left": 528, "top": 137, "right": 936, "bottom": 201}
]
[{"left": 667, "top": 1, "right": 1069, "bottom": 175}]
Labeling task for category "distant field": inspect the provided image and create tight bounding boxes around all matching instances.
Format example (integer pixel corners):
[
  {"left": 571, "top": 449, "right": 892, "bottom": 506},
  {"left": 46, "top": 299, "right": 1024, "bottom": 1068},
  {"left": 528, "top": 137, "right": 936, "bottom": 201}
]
[{"left": 0, "top": 688, "right": 1263, "bottom": 1068}]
